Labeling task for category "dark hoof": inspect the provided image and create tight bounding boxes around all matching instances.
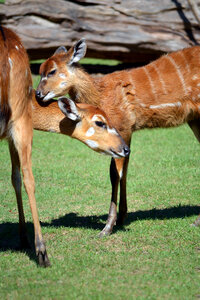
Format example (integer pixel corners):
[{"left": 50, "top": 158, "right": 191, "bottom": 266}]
[{"left": 37, "top": 250, "right": 51, "bottom": 267}]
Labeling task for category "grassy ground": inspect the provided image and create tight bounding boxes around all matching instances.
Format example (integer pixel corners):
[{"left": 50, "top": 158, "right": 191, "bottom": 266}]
[{"left": 0, "top": 73, "right": 199, "bottom": 299}]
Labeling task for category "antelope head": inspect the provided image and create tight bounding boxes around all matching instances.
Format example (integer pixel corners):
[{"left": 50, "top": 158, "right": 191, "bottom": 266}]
[
  {"left": 58, "top": 97, "right": 130, "bottom": 158},
  {"left": 36, "top": 39, "right": 87, "bottom": 101}
]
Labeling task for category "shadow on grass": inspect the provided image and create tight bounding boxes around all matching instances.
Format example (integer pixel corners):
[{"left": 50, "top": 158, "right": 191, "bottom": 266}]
[
  {"left": 42, "top": 204, "right": 200, "bottom": 231},
  {"left": 0, "top": 204, "right": 199, "bottom": 264},
  {"left": 0, "top": 222, "right": 37, "bottom": 265}
]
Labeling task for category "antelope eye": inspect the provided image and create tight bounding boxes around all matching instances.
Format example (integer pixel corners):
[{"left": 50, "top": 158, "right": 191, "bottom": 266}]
[
  {"left": 47, "top": 69, "right": 56, "bottom": 77},
  {"left": 95, "top": 121, "right": 107, "bottom": 129}
]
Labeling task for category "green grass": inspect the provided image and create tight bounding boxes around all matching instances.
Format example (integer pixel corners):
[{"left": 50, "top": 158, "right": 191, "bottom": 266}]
[{"left": 0, "top": 76, "right": 199, "bottom": 299}]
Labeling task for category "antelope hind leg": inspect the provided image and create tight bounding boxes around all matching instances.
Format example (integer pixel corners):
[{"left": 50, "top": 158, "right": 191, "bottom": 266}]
[{"left": 188, "top": 119, "right": 200, "bottom": 226}]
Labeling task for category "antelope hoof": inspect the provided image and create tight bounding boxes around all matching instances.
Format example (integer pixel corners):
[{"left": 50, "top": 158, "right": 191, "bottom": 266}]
[
  {"left": 98, "top": 230, "right": 111, "bottom": 238},
  {"left": 98, "top": 226, "right": 113, "bottom": 238},
  {"left": 37, "top": 249, "right": 51, "bottom": 267}
]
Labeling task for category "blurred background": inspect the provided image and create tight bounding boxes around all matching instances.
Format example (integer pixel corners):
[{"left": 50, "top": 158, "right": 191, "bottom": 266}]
[{"left": 1, "top": 0, "right": 200, "bottom": 72}]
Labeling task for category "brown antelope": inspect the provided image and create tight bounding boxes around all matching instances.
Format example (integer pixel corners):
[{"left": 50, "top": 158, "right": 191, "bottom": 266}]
[
  {"left": 32, "top": 95, "right": 130, "bottom": 158},
  {"left": 36, "top": 39, "right": 200, "bottom": 236},
  {"left": 0, "top": 27, "right": 129, "bottom": 267},
  {"left": 0, "top": 26, "right": 50, "bottom": 266}
]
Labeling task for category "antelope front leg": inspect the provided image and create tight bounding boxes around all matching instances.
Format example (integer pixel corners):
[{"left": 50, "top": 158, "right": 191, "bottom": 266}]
[
  {"left": 21, "top": 148, "right": 50, "bottom": 267},
  {"left": 117, "top": 156, "right": 130, "bottom": 225},
  {"left": 99, "top": 157, "right": 125, "bottom": 237},
  {"left": 9, "top": 141, "right": 30, "bottom": 249},
  {"left": 13, "top": 119, "right": 50, "bottom": 267}
]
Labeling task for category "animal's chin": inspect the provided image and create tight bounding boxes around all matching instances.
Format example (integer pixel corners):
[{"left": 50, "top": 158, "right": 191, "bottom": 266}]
[
  {"left": 99, "top": 149, "right": 125, "bottom": 159},
  {"left": 43, "top": 91, "right": 56, "bottom": 101}
]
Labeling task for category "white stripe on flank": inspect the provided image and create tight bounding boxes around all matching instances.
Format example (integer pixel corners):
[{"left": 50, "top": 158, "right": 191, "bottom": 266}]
[
  {"left": 178, "top": 51, "right": 191, "bottom": 73},
  {"left": 128, "top": 73, "right": 141, "bottom": 102},
  {"left": 166, "top": 55, "right": 187, "bottom": 95},
  {"left": 149, "top": 102, "right": 182, "bottom": 109},
  {"left": 152, "top": 63, "right": 167, "bottom": 94},
  {"left": 143, "top": 67, "right": 156, "bottom": 99}
]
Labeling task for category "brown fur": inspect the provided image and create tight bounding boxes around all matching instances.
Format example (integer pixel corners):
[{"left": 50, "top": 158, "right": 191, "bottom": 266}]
[
  {"left": 0, "top": 26, "right": 50, "bottom": 266},
  {"left": 32, "top": 95, "right": 129, "bottom": 156},
  {"left": 37, "top": 44, "right": 200, "bottom": 234}
]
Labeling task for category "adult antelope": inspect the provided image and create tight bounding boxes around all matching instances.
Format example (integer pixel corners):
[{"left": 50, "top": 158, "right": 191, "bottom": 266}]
[
  {"left": 0, "top": 26, "right": 50, "bottom": 267},
  {"left": 0, "top": 26, "right": 129, "bottom": 267},
  {"left": 36, "top": 39, "right": 200, "bottom": 236}
]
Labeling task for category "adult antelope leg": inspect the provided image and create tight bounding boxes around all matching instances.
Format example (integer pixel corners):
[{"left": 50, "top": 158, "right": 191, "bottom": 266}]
[
  {"left": 188, "top": 119, "right": 200, "bottom": 226},
  {"left": 99, "top": 157, "right": 128, "bottom": 237},
  {"left": 9, "top": 140, "right": 30, "bottom": 249},
  {"left": 12, "top": 116, "right": 50, "bottom": 267}
]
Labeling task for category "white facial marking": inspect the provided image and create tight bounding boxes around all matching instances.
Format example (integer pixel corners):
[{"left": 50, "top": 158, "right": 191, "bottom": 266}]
[
  {"left": 60, "top": 82, "right": 67, "bottom": 88},
  {"left": 68, "top": 67, "right": 74, "bottom": 75},
  {"left": 43, "top": 91, "right": 56, "bottom": 101},
  {"left": 85, "top": 140, "right": 99, "bottom": 149},
  {"left": 41, "top": 76, "right": 47, "bottom": 82},
  {"left": 86, "top": 127, "right": 95, "bottom": 137},
  {"left": 59, "top": 73, "right": 66, "bottom": 79},
  {"left": 8, "top": 57, "right": 12, "bottom": 68},
  {"left": 108, "top": 127, "right": 118, "bottom": 135},
  {"left": 15, "top": 45, "right": 19, "bottom": 50},
  {"left": 91, "top": 114, "right": 106, "bottom": 122}
]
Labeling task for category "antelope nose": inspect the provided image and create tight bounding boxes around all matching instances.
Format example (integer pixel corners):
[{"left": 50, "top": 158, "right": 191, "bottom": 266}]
[
  {"left": 124, "top": 145, "right": 130, "bottom": 157},
  {"left": 35, "top": 90, "right": 41, "bottom": 98}
]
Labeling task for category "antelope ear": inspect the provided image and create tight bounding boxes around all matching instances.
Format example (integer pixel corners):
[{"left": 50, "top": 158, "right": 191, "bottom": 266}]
[
  {"left": 58, "top": 97, "right": 81, "bottom": 121},
  {"left": 68, "top": 38, "right": 87, "bottom": 65},
  {"left": 54, "top": 46, "right": 67, "bottom": 55}
]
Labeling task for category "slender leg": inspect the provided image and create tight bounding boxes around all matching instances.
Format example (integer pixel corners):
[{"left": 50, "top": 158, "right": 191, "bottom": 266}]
[
  {"left": 9, "top": 140, "right": 30, "bottom": 248},
  {"left": 12, "top": 117, "right": 50, "bottom": 267},
  {"left": 188, "top": 119, "right": 200, "bottom": 142},
  {"left": 117, "top": 156, "right": 130, "bottom": 225},
  {"left": 99, "top": 157, "right": 126, "bottom": 237},
  {"left": 188, "top": 120, "right": 200, "bottom": 226}
]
